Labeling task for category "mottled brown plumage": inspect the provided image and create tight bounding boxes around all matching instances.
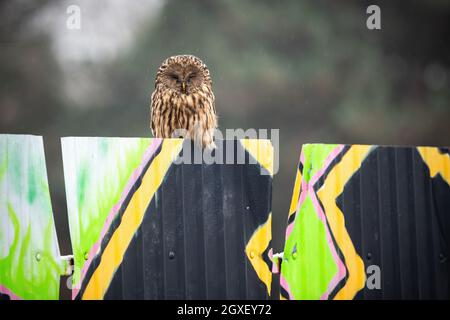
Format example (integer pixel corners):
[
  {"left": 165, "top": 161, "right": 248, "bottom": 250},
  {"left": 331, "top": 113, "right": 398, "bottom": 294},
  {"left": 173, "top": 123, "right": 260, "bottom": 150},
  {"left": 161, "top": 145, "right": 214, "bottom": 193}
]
[{"left": 150, "top": 55, "right": 217, "bottom": 148}]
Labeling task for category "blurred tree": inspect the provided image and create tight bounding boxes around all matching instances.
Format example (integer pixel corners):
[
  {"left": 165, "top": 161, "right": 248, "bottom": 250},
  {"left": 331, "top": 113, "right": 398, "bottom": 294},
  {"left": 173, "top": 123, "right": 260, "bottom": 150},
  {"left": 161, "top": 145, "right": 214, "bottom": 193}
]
[{"left": 0, "top": 1, "right": 64, "bottom": 133}]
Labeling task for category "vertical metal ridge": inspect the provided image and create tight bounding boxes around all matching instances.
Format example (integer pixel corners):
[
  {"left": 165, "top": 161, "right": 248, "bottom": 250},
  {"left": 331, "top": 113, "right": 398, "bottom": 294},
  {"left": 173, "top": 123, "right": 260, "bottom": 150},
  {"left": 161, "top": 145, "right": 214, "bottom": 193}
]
[
  {"left": 215, "top": 163, "right": 228, "bottom": 299},
  {"left": 424, "top": 151, "right": 437, "bottom": 298},
  {"left": 376, "top": 148, "right": 384, "bottom": 300},
  {"left": 200, "top": 163, "right": 208, "bottom": 299},
  {"left": 175, "top": 163, "right": 185, "bottom": 299},
  {"left": 219, "top": 164, "right": 229, "bottom": 299},
  {"left": 160, "top": 180, "right": 167, "bottom": 299},
  {"left": 180, "top": 164, "right": 188, "bottom": 299},
  {"left": 412, "top": 149, "right": 433, "bottom": 298},
  {"left": 428, "top": 160, "right": 446, "bottom": 299},
  {"left": 240, "top": 164, "right": 249, "bottom": 299},
  {"left": 142, "top": 193, "right": 149, "bottom": 299},
  {"left": 389, "top": 149, "right": 401, "bottom": 298},
  {"left": 407, "top": 148, "right": 420, "bottom": 299},
  {"left": 358, "top": 152, "right": 366, "bottom": 300},
  {"left": 181, "top": 162, "right": 189, "bottom": 299},
  {"left": 394, "top": 147, "right": 405, "bottom": 299}
]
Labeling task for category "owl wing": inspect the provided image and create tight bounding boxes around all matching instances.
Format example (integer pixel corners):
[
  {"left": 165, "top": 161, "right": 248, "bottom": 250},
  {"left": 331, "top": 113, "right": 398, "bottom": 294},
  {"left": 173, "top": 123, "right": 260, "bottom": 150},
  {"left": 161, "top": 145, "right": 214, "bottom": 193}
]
[{"left": 150, "top": 90, "right": 160, "bottom": 137}]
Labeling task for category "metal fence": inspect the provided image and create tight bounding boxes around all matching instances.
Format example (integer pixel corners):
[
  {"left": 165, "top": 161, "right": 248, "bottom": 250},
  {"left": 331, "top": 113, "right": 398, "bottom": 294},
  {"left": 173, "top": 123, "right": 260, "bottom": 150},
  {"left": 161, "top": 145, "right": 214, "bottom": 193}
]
[
  {"left": 61, "top": 138, "right": 273, "bottom": 299},
  {"left": 280, "top": 144, "right": 450, "bottom": 300},
  {"left": 2, "top": 136, "right": 449, "bottom": 300}
]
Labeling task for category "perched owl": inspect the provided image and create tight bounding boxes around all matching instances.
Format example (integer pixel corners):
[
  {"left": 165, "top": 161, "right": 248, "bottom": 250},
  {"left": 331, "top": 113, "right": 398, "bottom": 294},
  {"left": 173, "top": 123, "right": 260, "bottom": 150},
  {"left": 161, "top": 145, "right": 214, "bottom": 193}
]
[{"left": 150, "top": 55, "right": 217, "bottom": 149}]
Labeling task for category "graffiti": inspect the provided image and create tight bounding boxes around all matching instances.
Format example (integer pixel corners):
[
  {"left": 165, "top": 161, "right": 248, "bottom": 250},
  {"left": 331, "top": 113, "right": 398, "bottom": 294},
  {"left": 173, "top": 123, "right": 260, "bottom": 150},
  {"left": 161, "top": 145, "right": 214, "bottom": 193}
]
[
  {"left": 61, "top": 137, "right": 155, "bottom": 297},
  {"left": 0, "top": 134, "right": 63, "bottom": 300},
  {"left": 2, "top": 135, "right": 448, "bottom": 300},
  {"left": 281, "top": 144, "right": 450, "bottom": 300},
  {"left": 62, "top": 137, "right": 273, "bottom": 299}
]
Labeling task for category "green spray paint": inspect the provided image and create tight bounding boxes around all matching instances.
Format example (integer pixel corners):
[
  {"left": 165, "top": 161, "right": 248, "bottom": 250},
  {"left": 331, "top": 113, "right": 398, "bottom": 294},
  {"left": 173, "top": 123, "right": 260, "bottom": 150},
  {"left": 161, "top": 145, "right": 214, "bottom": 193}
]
[
  {"left": 281, "top": 144, "right": 341, "bottom": 300},
  {"left": 300, "top": 144, "right": 338, "bottom": 183},
  {"left": 61, "top": 137, "right": 152, "bottom": 288},
  {"left": 0, "top": 134, "right": 63, "bottom": 299},
  {"left": 282, "top": 195, "right": 338, "bottom": 299}
]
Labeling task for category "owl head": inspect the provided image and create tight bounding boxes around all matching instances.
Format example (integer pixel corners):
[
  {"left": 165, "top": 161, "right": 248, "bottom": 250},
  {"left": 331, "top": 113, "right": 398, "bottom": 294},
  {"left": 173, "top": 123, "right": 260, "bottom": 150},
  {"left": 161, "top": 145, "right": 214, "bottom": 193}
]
[{"left": 155, "top": 55, "right": 212, "bottom": 95}]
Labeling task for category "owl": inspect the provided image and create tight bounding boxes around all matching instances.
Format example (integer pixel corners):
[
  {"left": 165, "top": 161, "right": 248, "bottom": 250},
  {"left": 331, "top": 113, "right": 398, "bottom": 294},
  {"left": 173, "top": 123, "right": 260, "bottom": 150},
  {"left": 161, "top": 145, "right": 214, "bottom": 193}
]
[{"left": 150, "top": 55, "right": 217, "bottom": 149}]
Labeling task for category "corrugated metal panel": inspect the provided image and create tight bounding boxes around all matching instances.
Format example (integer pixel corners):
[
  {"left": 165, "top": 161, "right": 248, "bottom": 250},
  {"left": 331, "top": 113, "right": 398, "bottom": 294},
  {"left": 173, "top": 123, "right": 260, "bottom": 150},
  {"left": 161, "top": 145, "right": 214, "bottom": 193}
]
[
  {"left": 0, "top": 134, "right": 63, "bottom": 300},
  {"left": 61, "top": 137, "right": 273, "bottom": 300},
  {"left": 280, "top": 144, "right": 450, "bottom": 300}
]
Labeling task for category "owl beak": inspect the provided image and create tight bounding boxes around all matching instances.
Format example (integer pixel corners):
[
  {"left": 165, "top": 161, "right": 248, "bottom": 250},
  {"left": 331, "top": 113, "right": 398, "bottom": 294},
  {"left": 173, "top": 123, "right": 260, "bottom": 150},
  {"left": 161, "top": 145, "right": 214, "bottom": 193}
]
[{"left": 182, "top": 81, "right": 186, "bottom": 93}]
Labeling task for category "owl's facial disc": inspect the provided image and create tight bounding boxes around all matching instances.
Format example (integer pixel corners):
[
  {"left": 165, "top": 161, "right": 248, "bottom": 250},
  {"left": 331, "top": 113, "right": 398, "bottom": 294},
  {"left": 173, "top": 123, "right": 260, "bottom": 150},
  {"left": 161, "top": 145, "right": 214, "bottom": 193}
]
[{"left": 162, "top": 64, "right": 204, "bottom": 94}]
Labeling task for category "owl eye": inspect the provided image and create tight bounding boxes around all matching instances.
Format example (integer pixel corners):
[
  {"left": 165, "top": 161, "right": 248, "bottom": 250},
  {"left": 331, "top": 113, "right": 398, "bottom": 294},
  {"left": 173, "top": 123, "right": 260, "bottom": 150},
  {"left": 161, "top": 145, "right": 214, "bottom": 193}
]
[
  {"left": 187, "top": 73, "right": 197, "bottom": 83},
  {"left": 169, "top": 74, "right": 180, "bottom": 82}
]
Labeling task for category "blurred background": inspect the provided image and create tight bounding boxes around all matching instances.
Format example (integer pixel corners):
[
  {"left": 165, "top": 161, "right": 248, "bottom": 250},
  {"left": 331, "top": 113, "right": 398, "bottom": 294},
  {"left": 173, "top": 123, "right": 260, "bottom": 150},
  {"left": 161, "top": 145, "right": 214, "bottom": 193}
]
[{"left": 1, "top": 0, "right": 449, "bottom": 299}]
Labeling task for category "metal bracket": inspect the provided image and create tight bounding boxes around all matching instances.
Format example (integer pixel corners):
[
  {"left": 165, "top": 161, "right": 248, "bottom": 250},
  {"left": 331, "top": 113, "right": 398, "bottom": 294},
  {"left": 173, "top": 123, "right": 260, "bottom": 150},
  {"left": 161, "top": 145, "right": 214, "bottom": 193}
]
[
  {"left": 60, "top": 255, "right": 74, "bottom": 276},
  {"left": 271, "top": 252, "right": 284, "bottom": 274}
]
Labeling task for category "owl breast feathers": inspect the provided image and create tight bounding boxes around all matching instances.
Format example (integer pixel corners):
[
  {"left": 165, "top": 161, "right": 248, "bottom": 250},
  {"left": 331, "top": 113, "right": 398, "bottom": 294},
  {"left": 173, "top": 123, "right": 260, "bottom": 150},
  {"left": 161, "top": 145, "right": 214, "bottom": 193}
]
[{"left": 150, "top": 55, "right": 218, "bottom": 149}]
